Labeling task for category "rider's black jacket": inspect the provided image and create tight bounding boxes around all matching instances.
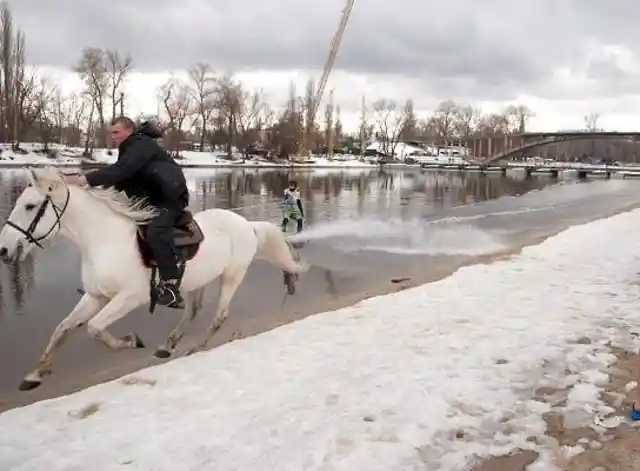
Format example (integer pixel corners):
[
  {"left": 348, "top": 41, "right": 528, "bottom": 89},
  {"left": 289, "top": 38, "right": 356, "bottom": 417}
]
[{"left": 85, "top": 123, "right": 189, "bottom": 209}]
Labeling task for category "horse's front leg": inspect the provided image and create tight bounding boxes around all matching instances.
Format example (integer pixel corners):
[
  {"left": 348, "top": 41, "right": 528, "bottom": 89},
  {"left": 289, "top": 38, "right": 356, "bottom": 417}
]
[
  {"left": 86, "top": 292, "right": 147, "bottom": 351},
  {"left": 19, "top": 293, "right": 107, "bottom": 391},
  {"left": 155, "top": 288, "right": 205, "bottom": 359},
  {"left": 186, "top": 271, "right": 246, "bottom": 355}
]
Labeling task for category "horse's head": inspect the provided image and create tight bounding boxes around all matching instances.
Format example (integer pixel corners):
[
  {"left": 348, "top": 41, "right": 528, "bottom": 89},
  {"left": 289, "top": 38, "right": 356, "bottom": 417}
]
[{"left": 0, "top": 167, "right": 69, "bottom": 263}]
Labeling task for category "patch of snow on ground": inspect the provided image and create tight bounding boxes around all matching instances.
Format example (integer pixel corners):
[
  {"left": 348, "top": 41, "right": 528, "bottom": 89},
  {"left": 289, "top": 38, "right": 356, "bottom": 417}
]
[
  {"left": 0, "top": 143, "right": 81, "bottom": 166},
  {"left": 2, "top": 210, "right": 640, "bottom": 470},
  {"left": 0, "top": 143, "right": 379, "bottom": 168}
]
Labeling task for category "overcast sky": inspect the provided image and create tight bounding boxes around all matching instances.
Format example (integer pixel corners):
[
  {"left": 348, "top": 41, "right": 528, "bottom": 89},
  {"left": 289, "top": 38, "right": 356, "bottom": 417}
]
[{"left": 7, "top": 0, "right": 640, "bottom": 132}]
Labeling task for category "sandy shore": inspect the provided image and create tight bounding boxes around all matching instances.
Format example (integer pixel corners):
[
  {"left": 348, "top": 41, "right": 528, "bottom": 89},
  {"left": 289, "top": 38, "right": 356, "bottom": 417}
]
[{"left": 472, "top": 344, "right": 640, "bottom": 471}]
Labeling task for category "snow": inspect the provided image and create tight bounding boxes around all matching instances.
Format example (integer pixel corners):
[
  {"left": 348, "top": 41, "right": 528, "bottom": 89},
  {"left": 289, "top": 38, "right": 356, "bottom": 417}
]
[
  {"left": 2, "top": 210, "right": 640, "bottom": 470},
  {"left": 0, "top": 143, "right": 85, "bottom": 166},
  {"left": 0, "top": 143, "right": 380, "bottom": 169}
]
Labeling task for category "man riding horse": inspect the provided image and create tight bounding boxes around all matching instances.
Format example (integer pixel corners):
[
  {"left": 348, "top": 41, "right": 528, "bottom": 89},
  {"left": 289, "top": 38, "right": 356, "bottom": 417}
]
[{"left": 63, "top": 116, "right": 188, "bottom": 308}]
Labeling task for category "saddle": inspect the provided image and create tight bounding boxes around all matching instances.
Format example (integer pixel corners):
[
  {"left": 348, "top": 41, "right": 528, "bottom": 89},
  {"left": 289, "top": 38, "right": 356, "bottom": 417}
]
[{"left": 136, "top": 210, "right": 204, "bottom": 268}]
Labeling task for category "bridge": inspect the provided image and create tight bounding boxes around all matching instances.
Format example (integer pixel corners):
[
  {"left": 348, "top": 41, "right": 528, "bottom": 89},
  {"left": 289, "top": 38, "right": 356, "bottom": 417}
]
[
  {"left": 418, "top": 160, "right": 640, "bottom": 179},
  {"left": 466, "top": 131, "right": 640, "bottom": 164}
]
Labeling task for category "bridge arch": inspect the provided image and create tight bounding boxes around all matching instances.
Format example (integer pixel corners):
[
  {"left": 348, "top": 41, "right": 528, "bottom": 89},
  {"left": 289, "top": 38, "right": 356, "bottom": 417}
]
[{"left": 481, "top": 132, "right": 640, "bottom": 164}]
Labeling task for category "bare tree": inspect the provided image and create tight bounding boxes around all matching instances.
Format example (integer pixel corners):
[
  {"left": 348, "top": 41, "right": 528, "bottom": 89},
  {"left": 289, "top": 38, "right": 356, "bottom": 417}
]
[
  {"left": 584, "top": 112, "right": 601, "bottom": 132},
  {"left": 302, "top": 78, "right": 316, "bottom": 155},
  {"left": 372, "top": 98, "right": 405, "bottom": 157},
  {"left": 215, "top": 74, "right": 243, "bottom": 155},
  {"left": 105, "top": 49, "right": 133, "bottom": 120},
  {"left": 50, "top": 89, "right": 66, "bottom": 144},
  {"left": 476, "top": 112, "right": 509, "bottom": 136},
  {"left": 454, "top": 105, "right": 480, "bottom": 140},
  {"left": 324, "top": 94, "right": 334, "bottom": 153},
  {"left": 255, "top": 100, "right": 274, "bottom": 149},
  {"left": 187, "top": 62, "right": 217, "bottom": 151},
  {"left": 64, "top": 92, "right": 87, "bottom": 146},
  {"left": 358, "top": 96, "right": 369, "bottom": 155},
  {"left": 159, "top": 76, "right": 194, "bottom": 155},
  {"left": 35, "top": 80, "right": 59, "bottom": 150},
  {"left": 505, "top": 104, "right": 534, "bottom": 133},
  {"left": 433, "top": 100, "right": 458, "bottom": 145},
  {"left": 399, "top": 99, "right": 418, "bottom": 141},
  {"left": 0, "top": 2, "right": 39, "bottom": 148},
  {"left": 583, "top": 112, "right": 602, "bottom": 158},
  {"left": 0, "top": 2, "right": 16, "bottom": 143},
  {"left": 74, "top": 47, "right": 108, "bottom": 147},
  {"left": 14, "top": 73, "right": 52, "bottom": 147},
  {"left": 82, "top": 95, "right": 97, "bottom": 156},
  {"left": 236, "top": 90, "right": 264, "bottom": 161},
  {"left": 334, "top": 104, "right": 342, "bottom": 148},
  {"left": 417, "top": 116, "right": 439, "bottom": 145}
]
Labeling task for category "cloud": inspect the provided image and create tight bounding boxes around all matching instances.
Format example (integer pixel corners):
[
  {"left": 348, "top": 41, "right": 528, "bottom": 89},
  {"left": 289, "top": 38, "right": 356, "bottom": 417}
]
[{"left": 8, "top": 0, "right": 640, "bottom": 131}]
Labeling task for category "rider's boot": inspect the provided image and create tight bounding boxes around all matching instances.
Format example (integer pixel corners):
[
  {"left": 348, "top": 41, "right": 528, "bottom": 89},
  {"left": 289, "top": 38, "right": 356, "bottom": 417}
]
[
  {"left": 296, "top": 218, "right": 303, "bottom": 233},
  {"left": 157, "top": 279, "right": 184, "bottom": 309},
  {"left": 281, "top": 218, "right": 289, "bottom": 232}
]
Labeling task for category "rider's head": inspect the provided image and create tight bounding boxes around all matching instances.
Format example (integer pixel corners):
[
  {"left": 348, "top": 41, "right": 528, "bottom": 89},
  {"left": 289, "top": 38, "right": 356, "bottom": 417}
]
[
  {"left": 288, "top": 180, "right": 297, "bottom": 189},
  {"left": 109, "top": 116, "right": 135, "bottom": 147}
]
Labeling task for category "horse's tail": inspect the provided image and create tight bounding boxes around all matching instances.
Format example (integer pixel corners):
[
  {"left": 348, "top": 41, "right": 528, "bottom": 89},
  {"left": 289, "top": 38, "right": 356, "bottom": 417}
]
[{"left": 250, "top": 221, "right": 309, "bottom": 274}]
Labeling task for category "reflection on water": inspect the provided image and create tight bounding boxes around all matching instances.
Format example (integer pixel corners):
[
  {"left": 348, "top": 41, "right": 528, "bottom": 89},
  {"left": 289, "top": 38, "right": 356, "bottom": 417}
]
[
  {"left": 0, "top": 168, "right": 549, "bottom": 319},
  {"left": 187, "top": 169, "right": 549, "bottom": 224},
  {"left": 0, "top": 173, "right": 35, "bottom": 316}
]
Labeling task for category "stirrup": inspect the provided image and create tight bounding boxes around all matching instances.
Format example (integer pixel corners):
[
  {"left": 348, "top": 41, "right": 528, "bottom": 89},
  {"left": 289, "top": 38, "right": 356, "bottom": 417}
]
[{"left": 155, "top": 283, "right": 184, "bottom": 309}]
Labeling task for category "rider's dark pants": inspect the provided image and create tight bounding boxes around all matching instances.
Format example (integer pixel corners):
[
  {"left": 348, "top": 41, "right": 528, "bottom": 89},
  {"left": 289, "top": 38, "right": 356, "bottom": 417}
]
[{"left": 146, "top": 207, "right": 182, "bottom": 281}]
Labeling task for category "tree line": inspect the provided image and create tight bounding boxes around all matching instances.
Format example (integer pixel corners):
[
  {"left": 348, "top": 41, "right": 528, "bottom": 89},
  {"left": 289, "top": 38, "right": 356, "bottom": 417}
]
[{"left": 4, "top": 1, "right": 630, "bottom": 161}]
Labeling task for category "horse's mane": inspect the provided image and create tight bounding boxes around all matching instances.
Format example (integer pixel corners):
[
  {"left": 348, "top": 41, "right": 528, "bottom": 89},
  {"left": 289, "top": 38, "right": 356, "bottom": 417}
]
[
  {"left": 30, "top": 166, "right": 158, "bottom": 223},
  {"left": 84, "top": 186, "right": 158, "bottom": 222}
]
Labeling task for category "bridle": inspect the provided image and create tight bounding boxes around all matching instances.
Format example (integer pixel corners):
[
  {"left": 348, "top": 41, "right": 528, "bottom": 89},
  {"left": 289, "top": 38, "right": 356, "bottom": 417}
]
[{"left": 5, "top": 183, "right": 71, "bottom": 249}]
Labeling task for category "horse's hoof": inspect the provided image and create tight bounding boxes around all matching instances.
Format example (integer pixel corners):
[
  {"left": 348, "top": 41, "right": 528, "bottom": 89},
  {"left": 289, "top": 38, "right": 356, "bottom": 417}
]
[
  {"left": 391, "top": 277, "right": 411, "bottom": 284},
  {"left": 122, "top": 333, "right": 145, "bottom": 349},
  {"left": 283, "top": 272, "right": 296, "bottom": 295},
  {"left": 18, "top": 378, "right": 41, "bottom": 391},
  {"left": 154, "top": 347, "right": 172, "bottom": 359}
]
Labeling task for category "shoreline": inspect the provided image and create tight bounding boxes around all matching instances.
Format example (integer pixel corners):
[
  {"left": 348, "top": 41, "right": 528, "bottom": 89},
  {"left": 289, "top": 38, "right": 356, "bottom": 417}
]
[
  {"left": 1, "top": 202, "right": 638, "bottom": 413},
  {"left": 0, "top": 245, "right": 530, "bottom": 413},
  {"left": 1, "top": 162, "right": 636, "bottom": 179},
  {"left": 0, "top": 162, "right": 389, "bottom": 169},
  {"left": 0, "top": 161, "right": 504, "bottom": 172},
  {"left": 0, "top": 204, "right": 631, "bottom": 413}
]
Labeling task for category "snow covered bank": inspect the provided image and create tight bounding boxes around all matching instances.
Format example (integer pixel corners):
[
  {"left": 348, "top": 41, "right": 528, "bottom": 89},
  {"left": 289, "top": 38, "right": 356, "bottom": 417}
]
[
  {"left": 0, "top": 144, "right": 380, "bottom": 169},
  {"left": 0, "top": 143, "right": 86, "bottom": 166},
  {"left": 2, "top": 210, "right": 640, "bottom": 470}
]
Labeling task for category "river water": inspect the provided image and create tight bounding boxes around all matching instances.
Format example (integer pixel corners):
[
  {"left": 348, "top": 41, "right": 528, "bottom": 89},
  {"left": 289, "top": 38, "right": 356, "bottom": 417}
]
[{"left": 0, "top": 167, "right": 638, "bottom": 409}]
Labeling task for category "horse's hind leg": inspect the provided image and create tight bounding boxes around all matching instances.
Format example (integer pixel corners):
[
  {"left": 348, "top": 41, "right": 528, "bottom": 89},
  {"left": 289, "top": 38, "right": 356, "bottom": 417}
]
[
  {"left": 186, "top": 268, "right": 247, "bottom": 355},
  {"left": 19, "top": 294, "right": 107, "bottom": 391},
  {"left": 86, "top": 292, "right": 146, "bottom": 351},
  {"left": 155, "top": 287, "right": 206, "bottom": 359},
  {"left": 283, "top": 240, "right": 302, "bottom": 295}
]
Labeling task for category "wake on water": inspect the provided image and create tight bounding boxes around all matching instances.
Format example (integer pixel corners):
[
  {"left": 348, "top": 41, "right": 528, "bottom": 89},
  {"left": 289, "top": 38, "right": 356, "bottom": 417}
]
[
  {"left": 289, "top": 218, "right": 508, "bottom": 256},
  {"left": 287, "top": 185, "right": 564, "bottom": 256},
  {"left": 288, "top": 179, "right": 640, "bottom": 257}
]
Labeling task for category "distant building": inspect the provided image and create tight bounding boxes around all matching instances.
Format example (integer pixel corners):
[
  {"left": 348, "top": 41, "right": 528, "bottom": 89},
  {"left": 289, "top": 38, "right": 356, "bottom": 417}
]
[{"left": 365, "top": 140, "right": 471, "bottom": 164}]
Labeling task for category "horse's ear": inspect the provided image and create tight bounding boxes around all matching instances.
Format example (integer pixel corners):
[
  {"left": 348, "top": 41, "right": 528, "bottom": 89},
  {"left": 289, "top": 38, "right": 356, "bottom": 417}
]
[
  {"left": 25, "top": 168, "right": 38, "bottom": 186},
  {"left": 28, "top": 167, "right": 59, "bottom": 192}
]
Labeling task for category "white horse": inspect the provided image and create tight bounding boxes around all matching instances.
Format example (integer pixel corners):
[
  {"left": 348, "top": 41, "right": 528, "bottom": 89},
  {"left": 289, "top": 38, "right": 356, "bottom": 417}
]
[{"left": 0, "top": 167, "right": 308, "bottom": 391}]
